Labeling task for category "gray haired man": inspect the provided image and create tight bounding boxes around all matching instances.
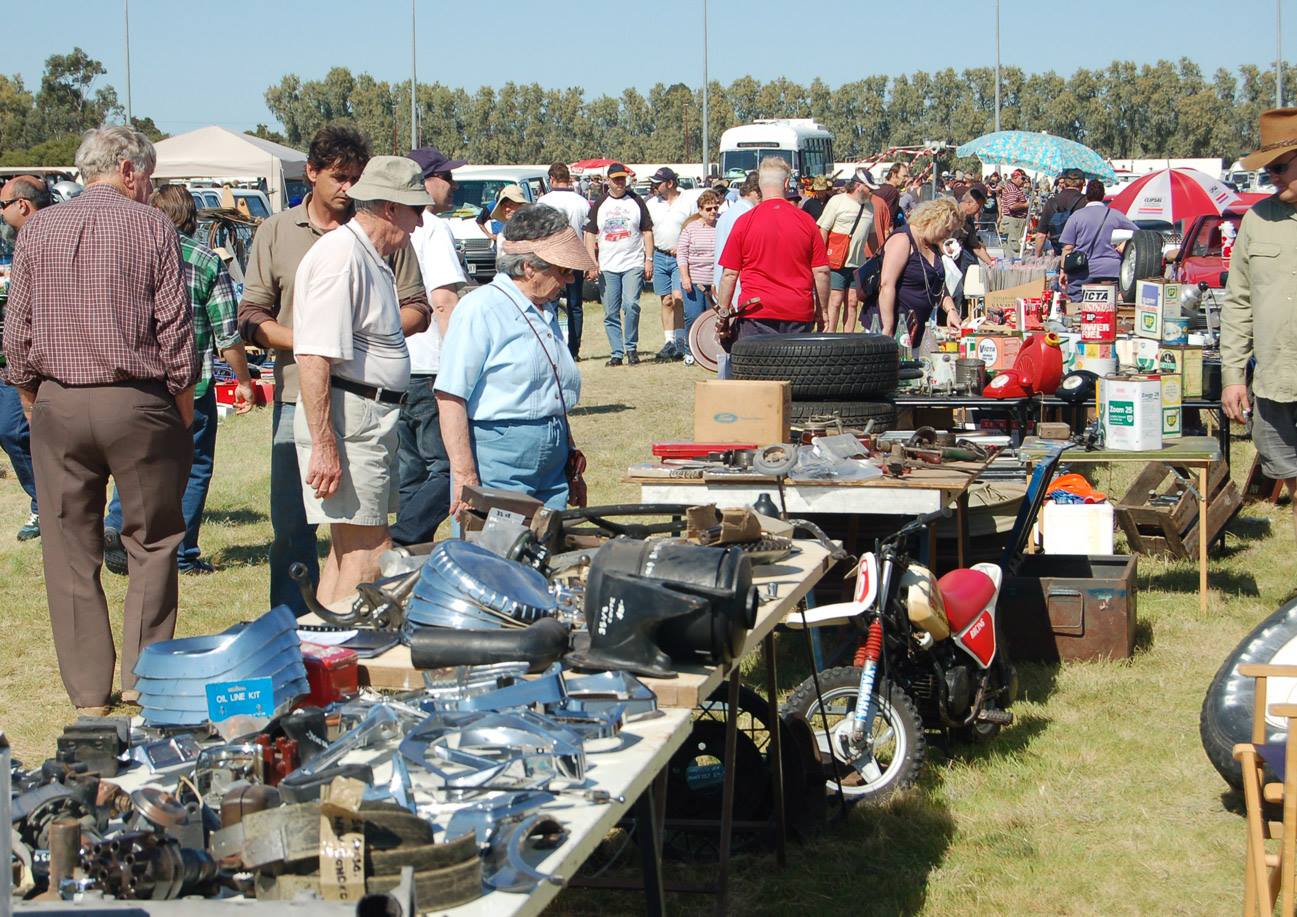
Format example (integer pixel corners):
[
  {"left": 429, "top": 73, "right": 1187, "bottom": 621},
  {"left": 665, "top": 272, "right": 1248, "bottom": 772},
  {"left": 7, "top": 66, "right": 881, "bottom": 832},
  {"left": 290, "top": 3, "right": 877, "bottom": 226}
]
[{"left": 292, "top": 156, "right": 431, "bottom": 604}]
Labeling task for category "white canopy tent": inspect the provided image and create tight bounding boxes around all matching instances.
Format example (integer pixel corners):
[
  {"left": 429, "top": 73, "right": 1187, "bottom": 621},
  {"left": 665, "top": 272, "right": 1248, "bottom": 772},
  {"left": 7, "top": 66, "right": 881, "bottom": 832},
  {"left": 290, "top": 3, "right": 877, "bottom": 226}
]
[{"left": 152, "top": 125, "right": 306, "bottom": 213}]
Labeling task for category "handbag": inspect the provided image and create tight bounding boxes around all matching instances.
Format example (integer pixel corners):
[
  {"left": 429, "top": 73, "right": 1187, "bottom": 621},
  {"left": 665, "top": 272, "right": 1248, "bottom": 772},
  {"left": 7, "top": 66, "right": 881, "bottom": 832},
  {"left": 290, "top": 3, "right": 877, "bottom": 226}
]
[
  {"left": 826, "top": 200, "right": 867, "bottom": 270},
  {"left": 506, "top": 293, "right": 588, "bottom": 507}
]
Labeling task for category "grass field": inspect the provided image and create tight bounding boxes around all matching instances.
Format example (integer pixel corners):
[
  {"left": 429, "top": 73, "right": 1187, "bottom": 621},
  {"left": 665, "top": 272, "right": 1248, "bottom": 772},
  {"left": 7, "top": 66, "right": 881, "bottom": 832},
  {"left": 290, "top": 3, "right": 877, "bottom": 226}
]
[{"left": 0, "top": 307, "right": 1281, "bottom": 915}]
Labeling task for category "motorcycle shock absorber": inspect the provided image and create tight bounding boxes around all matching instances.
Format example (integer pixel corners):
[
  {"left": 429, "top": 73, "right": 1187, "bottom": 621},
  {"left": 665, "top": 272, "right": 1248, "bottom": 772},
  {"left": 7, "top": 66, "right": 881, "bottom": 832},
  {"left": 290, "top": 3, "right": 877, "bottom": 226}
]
[{"left": 850, "top": 619, "right": 885, "bottom": 744}]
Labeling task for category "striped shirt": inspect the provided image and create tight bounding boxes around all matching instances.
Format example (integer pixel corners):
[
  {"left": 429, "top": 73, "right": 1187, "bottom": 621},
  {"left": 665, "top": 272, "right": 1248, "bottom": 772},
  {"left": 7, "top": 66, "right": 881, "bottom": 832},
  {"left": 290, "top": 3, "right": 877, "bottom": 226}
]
[
  {"left": 4, "top": 184, "right": 197, "bottom": 394},
  {"left": 676, "top": 220, "right": 717, "bottom": 285},
  {"left": 998, "top": 179, "right": 1028, "bottom": 217}
]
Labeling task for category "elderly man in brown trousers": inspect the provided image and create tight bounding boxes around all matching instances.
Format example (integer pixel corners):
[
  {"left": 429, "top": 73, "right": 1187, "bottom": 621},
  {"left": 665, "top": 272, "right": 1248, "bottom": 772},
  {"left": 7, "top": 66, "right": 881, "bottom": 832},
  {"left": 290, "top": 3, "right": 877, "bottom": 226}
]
[{"left": 4, "top": 125, "right": 196, "bottom": 715}]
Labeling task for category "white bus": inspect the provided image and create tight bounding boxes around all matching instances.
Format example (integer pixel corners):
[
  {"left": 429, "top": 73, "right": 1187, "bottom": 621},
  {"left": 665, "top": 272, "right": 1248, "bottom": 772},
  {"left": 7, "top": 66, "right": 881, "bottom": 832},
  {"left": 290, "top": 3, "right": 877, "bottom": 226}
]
[{"left": 717, "top": 119, "right": 834, "bottom": 183}]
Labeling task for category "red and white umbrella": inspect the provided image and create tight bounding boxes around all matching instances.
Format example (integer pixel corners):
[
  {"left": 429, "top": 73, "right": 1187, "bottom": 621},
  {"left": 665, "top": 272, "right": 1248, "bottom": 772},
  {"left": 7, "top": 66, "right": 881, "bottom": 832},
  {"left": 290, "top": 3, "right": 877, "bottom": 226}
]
[{"left": 1109, "top": 167, "right": 1240, "bottom": 224}]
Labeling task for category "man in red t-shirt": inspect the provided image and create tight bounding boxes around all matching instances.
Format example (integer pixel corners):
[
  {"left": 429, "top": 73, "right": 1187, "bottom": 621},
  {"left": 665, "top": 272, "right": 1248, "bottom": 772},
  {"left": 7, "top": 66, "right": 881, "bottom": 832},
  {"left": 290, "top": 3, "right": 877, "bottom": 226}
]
[{"left": 716, "top": 157, "right": 830, "bottom": 339}]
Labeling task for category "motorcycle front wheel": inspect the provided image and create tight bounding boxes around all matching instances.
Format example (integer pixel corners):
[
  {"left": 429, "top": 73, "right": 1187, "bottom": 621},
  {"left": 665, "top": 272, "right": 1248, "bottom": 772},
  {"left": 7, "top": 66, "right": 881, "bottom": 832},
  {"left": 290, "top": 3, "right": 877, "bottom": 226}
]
[{"left": 783, "top": 666, "right": 925, "bottom": 805}]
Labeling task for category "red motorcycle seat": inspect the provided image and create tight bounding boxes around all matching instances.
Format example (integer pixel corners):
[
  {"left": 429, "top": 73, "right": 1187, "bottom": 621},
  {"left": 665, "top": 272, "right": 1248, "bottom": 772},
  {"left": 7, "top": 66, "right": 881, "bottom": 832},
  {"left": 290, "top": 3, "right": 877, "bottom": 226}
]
[{"left": 937, "top": 568, "right": 998, "bottom": 632}]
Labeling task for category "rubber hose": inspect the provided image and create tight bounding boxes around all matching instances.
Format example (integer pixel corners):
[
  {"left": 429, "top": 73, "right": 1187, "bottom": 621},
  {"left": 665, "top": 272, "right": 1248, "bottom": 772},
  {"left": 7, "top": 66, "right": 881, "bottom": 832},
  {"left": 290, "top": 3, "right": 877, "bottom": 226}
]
[{"left": 407, "top": 617, "right": 570, "bottom": 673}]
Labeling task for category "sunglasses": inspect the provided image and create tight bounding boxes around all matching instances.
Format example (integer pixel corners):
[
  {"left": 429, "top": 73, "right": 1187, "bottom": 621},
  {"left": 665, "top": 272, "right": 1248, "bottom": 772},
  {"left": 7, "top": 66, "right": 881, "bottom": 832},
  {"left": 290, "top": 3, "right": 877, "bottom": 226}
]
[
  {"left": 1265, "top": 156, "right": 1297, "bottom": 176},
  {"left": 0, "top": 199, "right": 20, "bottom": 210},
  {"left": 431, "top": 172, "right": 455, "bottom": 182},
  {"left": 701, "top": 205, "right": 719, "bottom": 212}
]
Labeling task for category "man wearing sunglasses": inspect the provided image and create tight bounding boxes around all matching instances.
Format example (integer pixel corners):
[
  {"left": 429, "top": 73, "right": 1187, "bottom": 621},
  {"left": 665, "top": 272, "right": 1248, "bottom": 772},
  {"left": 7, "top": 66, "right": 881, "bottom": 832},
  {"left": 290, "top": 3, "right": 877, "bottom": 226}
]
[{"left": 1222, "top": 107, "right": 1297, "bottom": 544}]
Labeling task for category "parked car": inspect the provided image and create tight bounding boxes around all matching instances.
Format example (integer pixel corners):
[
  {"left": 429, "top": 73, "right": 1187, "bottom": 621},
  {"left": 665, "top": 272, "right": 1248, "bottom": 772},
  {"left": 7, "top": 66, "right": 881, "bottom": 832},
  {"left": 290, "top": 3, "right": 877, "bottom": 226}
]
[
  {"left": 1116, "top": 198, "right": 1264, "bottom": 301},
  {"left": 188, "top": 186, "right": 272, "bottom": 221},
  {"left": 439, "top": 167, "right": 549, "bottom": 283}
]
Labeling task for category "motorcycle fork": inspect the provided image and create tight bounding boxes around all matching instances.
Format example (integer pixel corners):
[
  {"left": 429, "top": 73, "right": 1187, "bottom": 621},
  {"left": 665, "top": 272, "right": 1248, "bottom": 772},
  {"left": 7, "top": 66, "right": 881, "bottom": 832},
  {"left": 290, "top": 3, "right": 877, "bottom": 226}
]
[{"left": 851, "top": 554, "right": 896, "bottom": 744}]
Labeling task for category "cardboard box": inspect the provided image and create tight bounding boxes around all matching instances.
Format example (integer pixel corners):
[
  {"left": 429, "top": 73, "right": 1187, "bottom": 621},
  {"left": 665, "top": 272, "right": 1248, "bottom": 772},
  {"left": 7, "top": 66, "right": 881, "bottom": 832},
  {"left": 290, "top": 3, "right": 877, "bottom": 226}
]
[
  {"left": 694, "top": 381, "right": 791, "bottom": 444},
  {"left": 985, "top": 278, "right": 1047, "bottom": 312},
  {"left": 1077, "top": 342, "right": 1117, "bottom": 375},
  {"left": 1079, "top": 283, "right": 1118, "bottom": 342},
  {"left": 1158, "top": 373, "right": 1183, "bottom": 439},
  {"left": 1116, "top": 337, "right": 1161, "bottom": 372},
  {"left": 1135, "top": 280, "right": 1181, "bottom": 340},
  {"left": 1100, "top": 375, "right": 1162, "bottom": 450},
  {"left": 1157, "top": 346, "right": 1203, "bottom": 398},
  {"left": 961, "top": 334, "right": 1023, "bottom": 371}
]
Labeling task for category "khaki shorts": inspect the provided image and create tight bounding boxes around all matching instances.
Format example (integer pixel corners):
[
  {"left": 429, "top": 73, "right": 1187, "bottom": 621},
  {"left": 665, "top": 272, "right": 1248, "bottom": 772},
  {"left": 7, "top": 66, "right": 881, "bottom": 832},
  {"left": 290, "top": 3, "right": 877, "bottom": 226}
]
[
  {"left": 294, "top": 387, "right": 401, "bottom": 526},
  {"left": 1254, "top": 398, "right": 1297, "bottom": 481}
]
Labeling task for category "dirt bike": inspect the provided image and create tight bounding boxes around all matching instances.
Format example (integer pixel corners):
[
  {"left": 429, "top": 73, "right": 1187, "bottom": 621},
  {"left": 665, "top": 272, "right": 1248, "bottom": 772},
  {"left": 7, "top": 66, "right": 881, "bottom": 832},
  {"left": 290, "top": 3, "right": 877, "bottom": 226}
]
[{"left": 783, "top": 506, "right": 1018, "bottom": 803}]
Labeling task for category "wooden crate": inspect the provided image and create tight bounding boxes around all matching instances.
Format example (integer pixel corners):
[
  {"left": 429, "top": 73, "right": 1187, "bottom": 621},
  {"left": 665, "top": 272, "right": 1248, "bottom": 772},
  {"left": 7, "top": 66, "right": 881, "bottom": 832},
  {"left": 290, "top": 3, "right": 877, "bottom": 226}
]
[{"left": 1114, "top": 460, "right": 1242, "bottom": 558}]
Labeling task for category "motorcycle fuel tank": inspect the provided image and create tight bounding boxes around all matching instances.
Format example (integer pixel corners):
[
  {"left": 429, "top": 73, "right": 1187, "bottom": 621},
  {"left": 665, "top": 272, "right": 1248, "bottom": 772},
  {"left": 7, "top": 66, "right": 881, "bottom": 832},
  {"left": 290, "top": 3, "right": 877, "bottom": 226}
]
[
  {"left": 936, "top": 564, "right": 1003, "bottom": 669},
  {"left": 899, "top": 562, "right": 951, "bottom": 642}
]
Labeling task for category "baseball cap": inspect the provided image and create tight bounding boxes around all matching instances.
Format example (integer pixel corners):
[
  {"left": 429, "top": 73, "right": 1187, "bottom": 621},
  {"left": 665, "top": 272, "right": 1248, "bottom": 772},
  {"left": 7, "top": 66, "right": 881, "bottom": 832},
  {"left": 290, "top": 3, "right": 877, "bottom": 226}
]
[
  {"left": 650, "top": 166, "right": 677, "bottom": 185},
  {"left": 1061, "top": 168, "right": 1085, "bottom": 181},
  {"left": 606, "top": 162, "right": 631, "bottom": 179},
  {"left": 407, "top": 146, "right": 467, "bottom": 179},
  {"left": 489, "top": 185, "right": 528, "bottom": 220},
  {"left": 347, "top": 156, "right": 434, "bottom": 206}
]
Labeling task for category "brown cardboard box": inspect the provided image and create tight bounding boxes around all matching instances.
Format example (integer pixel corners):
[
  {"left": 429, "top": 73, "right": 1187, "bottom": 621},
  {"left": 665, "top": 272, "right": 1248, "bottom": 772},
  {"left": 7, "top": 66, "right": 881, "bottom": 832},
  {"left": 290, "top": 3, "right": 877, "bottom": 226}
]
[
  {"left": 984, "top": 278, "right": 1047, "bottom": 311},
  {"left": 694, "top": 381, "right": 791, "bottom": 443}
]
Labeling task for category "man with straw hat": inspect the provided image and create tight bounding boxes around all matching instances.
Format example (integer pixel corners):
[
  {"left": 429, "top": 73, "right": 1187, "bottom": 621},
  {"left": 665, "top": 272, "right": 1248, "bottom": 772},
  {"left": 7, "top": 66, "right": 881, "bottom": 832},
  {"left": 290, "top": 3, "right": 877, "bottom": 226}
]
[
  {"left": 292, "top": 155, "right": 431, "bottom": 603},
  {"left": 1223, "top": 108, "right": 1297, "bottom": 543}
]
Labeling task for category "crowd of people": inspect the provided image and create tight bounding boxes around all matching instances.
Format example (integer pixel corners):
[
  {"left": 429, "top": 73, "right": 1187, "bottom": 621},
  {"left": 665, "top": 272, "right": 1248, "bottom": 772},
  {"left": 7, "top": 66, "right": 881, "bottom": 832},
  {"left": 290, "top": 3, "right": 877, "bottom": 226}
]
[{"left": 12, "top": 107, "right": 1297, "bottom": 713}]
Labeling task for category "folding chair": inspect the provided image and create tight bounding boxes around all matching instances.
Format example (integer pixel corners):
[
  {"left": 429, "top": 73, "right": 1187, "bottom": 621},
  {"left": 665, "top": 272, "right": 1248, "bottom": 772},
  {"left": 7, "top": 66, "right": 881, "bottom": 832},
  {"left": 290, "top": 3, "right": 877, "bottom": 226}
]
[{"left": 1233, "top": 664, "right": 1297, "bottom": 916}]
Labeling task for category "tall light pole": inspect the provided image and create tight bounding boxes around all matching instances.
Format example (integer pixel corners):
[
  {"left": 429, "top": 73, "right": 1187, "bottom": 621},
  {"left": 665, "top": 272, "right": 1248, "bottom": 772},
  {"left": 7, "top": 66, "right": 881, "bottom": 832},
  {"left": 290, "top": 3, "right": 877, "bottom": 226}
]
[
  {"left": 702, "top": 0, "right": 710, "bottom": 180},
  {"left": 410, "top": 0, "right": 418, "bottom": 149},
  {"left": 1279, "top": 0, "right": 1284, "bottom": 108},
  {"left": 994, "top": 0, "right": 1001, "bottom": 132},
  {"left": 123, "top": 0, "right": 133, "bottom": 123}
]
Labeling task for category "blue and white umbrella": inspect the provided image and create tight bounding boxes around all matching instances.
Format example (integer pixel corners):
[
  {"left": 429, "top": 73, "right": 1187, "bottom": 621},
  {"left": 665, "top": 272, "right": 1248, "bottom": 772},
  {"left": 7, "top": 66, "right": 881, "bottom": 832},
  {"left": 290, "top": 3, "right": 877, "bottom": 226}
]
[{"left": 956, "top": 130, "right": 1116, "bottom": 183}]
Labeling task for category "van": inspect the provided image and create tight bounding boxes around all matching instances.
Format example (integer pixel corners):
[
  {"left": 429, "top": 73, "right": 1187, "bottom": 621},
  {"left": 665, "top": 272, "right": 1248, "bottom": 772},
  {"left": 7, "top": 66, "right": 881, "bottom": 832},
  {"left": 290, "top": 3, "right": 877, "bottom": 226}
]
[{"left": 439, "top": 166, "right": 550, "bottom": 283}]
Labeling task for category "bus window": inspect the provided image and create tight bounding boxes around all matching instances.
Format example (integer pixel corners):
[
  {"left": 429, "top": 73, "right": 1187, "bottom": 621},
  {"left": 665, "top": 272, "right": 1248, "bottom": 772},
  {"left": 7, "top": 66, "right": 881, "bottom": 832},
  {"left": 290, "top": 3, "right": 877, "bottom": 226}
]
[{"left": 720, "top": 149, "right": 793, "bottom": 175}]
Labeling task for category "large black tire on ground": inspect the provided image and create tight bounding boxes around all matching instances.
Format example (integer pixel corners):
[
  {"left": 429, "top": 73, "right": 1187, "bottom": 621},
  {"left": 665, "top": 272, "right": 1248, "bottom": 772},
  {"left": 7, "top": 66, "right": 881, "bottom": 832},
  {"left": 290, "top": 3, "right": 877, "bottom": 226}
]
[
  {"left": 1118, "top": 229, "right": 1166, "bottom": 302},
  {"left": 782, "top": 667, "right": 925, "bottom": 805},
  {"left": 730, "top": 333, "right": 899, "bottom": 399},
  {"left": 790, "top": 400, "right": 896, "bottom": 432},
  {"left": 1200, "top": 595, "right": 1297, "bottom": 789}
]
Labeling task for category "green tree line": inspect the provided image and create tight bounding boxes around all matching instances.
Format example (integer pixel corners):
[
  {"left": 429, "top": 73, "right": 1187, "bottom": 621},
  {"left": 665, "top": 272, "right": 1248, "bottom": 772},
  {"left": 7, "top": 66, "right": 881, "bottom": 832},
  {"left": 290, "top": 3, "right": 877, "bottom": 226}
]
[{"left": 1, "top": 49, "right": 1292, "bottom": 167}]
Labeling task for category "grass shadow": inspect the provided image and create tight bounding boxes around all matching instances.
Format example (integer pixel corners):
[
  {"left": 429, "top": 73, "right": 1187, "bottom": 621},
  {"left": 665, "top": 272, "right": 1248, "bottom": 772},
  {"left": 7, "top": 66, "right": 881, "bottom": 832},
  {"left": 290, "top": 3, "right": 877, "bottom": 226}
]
[
  {"left": 204, "top": 507, "right": 268, "bottom": 526},
  {"left": 1141, "top": 566, "right": 1259, "bottom": 597},
  {"left": 1133, "top": 616, "right": 1156, "bottom": 655},
  {"left": 570, "top": 403, "right": 633, "bottom": 417},
  {"left": 1015, "top": 660, "right": 1061, "bottom": 704},
  {"left": 211, "top": 542, "right": 270, "bottom": 567},
  {"left": 939, "top": 710, "right": 1052, "bottom": 765},
  {"left": 1227, "top": 515, "right": 1273, "bottom": 541}
]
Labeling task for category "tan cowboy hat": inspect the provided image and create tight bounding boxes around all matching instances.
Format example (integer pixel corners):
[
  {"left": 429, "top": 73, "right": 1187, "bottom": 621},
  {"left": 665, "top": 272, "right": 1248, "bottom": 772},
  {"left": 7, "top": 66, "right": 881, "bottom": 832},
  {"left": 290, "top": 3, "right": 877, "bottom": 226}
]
[
  {"left": 346, "top": 156, "right": 433, "bottom": 206},
  {"left": 809, "top": 176, "right": 833, "bottom": 192},
  {"left": 1242, "top": 108, "right": 1297, "bottom": 170},
  {"left": 489, "top": 185, "right": 528, "bottom": 221}
]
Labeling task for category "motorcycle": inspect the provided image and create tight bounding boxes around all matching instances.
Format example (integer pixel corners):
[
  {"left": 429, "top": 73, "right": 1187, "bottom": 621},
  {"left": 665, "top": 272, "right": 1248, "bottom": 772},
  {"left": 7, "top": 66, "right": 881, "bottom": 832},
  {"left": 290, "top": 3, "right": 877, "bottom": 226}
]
[{"left": 783, "top": 507, "right": 1018, "bottom": 803}]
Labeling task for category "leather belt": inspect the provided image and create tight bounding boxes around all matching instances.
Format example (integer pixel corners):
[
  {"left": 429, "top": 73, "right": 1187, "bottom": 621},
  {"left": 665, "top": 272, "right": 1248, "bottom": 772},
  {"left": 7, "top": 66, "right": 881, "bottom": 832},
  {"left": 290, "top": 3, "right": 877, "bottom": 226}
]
[{"left": 331, "top": 375, "right": 406, "bottom": 405}]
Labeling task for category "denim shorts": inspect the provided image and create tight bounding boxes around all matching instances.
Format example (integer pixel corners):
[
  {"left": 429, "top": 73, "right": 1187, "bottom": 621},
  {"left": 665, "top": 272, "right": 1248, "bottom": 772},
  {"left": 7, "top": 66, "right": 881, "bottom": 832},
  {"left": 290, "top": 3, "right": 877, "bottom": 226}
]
[
  {"left": 830, "top": 266, "right": 856, "bottom": 292},
  {"left": 652, "top": 249, "right": 681, "bottom": 296}
]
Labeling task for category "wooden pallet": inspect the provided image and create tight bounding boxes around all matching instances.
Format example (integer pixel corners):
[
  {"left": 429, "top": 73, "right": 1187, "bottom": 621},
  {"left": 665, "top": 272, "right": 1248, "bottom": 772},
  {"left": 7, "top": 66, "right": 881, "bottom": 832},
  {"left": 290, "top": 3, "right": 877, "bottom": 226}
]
[{"left": 1114, "top": 460, "right": 1242, "bottom": 558}]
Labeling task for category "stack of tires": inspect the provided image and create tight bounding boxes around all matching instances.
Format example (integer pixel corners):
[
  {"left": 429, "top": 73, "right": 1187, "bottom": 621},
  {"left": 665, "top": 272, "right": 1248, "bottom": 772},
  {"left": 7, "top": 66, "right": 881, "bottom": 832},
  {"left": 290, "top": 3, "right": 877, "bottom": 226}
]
[{"left": 729, "top": 333, "right": 900, "bottom": 432}]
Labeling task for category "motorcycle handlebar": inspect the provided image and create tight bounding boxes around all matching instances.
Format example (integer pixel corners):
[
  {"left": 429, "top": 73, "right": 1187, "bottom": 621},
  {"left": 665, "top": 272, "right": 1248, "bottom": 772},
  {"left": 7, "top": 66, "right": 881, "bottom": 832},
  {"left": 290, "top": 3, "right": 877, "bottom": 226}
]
[{"left": 888, "top": 507, "right": 953, "bottom": 543}]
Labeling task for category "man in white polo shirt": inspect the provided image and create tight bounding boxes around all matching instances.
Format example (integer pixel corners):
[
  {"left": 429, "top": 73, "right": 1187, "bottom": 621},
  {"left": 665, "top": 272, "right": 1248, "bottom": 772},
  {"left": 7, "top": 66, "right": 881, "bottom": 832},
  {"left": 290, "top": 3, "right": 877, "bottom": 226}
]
[
  {"left": 537, "top": 161, "right": 591, "bottom": 358},
  {"left": 390, "top": 146, "right": 468, "bottom": 546},
  {"left": 293, "top": 156, "right": 430, "bottom": 603},
  {"left": 645, "top": 167, "right": 700, "bottom": 361}
]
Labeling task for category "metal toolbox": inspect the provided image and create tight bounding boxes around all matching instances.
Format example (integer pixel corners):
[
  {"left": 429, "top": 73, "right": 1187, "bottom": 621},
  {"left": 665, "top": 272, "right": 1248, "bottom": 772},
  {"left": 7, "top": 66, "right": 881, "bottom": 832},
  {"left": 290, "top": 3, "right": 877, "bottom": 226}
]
[{"left": 1001, "top": 554, "right": 1138, "bottom": 662}]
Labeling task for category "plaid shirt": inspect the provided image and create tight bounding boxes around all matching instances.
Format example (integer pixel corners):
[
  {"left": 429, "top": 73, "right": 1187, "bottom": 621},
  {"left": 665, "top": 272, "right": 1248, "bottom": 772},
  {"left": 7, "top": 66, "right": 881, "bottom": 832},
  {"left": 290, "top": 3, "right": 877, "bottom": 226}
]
[
  {"left": 998, "top": 179, "right": 1028, "bottom": 217},
  {"left": 180, "top": 234, "right": 240, "bottom": 397},
  {"left": 4, "top": 184, "right": 197, "bottom": 394}
]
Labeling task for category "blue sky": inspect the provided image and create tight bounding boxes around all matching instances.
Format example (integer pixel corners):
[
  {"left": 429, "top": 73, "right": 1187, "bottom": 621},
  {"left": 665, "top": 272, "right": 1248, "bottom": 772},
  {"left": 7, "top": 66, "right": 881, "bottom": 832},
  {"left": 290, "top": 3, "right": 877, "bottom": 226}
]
[{"left": 5, "top": 0, "right": 1290, "bottom": 136}]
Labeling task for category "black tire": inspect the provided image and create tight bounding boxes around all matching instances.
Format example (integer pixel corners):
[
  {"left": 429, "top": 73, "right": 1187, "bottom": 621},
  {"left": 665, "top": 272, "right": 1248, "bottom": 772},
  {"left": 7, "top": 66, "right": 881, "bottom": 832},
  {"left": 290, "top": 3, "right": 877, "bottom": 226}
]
[
  {"left": 1118, "top": 229, "right": 1165, "bottom": 302},
  {"left": 790, "top": 400, "right": 896, "bottom": 432},
  {"left": 1201, "top": 595, "right": 1297, "bottom": 789},
  {"left": 730, "top": 333, "right": 899, "bottom": 399},
  {"left": 782, "top": 667, "right": 925, "bottom": 805}
]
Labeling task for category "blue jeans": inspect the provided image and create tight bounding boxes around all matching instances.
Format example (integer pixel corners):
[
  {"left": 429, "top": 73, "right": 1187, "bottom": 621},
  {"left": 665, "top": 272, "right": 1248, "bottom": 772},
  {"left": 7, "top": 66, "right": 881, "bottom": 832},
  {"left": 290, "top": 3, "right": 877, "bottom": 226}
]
[
  {"left": 471, "top": 416, "right": 569, "bottom": 510},
  {"left": 0, "top": 380, "right": 37, "bottom": 513},
  {"left": 107, "top": 388, "right": 218, "bottom": 570},
  {"left": 564, "top": 278, "right": 583, "bottom": 358},
  {"left": 390, "top": 376, "right": 450, "bottom": 546},
  {"left": 682, "top": 282, "right": 711, "bottom": 336},
  {"left": 601, "top": 268, "right": 643, "bottom": 359},
  {"left": 271, "top": 400, "right": 318, "bottom": 615}
]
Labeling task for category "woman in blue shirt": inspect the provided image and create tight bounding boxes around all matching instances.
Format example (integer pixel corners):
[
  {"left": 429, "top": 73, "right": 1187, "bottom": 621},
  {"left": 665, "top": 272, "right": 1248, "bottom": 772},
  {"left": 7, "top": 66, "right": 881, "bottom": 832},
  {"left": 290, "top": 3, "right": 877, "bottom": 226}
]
[{"left": 436, "top": 205, "right": 597, "bottom": 513}]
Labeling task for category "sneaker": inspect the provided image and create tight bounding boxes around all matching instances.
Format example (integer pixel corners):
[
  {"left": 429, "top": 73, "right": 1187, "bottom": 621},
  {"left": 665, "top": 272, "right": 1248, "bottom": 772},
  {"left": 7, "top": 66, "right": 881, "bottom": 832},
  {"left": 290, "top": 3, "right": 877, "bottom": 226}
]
[
  {"left": 627, "top": 351, "right": 641, "bottom": 365},
  {"left": 654, "top": 343, "right": 678, "bottom": 363},
  {"left": 103, "top": 528, "right": 128, "bottom": 576},
  {"left": 606, "top": 356, "right": 623, "bottom": 367},
  {"left": 179, "top": 558, "right": 216, "bottom": 575},
  {"left": 16, "top": 512, "right": 39, "bottom": 541}
]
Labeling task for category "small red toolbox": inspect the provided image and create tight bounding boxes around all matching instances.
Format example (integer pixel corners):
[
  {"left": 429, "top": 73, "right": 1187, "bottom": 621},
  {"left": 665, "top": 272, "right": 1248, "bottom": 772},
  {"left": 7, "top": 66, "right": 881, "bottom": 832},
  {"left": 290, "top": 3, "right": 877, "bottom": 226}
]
[
  {"left": 651, "top": 442, "right": 758, "bottom": 460},
  {"left": 300, "top": 642, "right": 360, "bottom": 706},
  {"left": 214, "top": 380, "right": 274, "bottom": 407}
]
